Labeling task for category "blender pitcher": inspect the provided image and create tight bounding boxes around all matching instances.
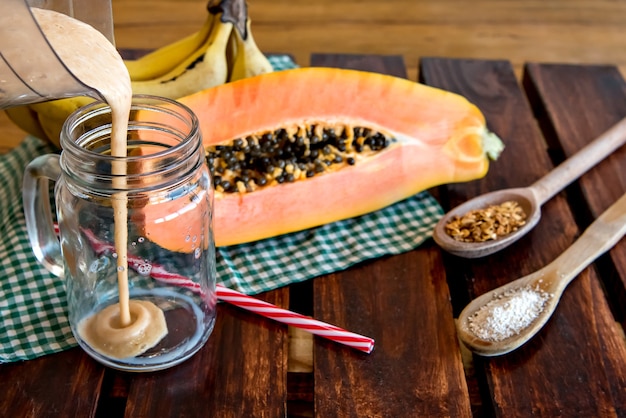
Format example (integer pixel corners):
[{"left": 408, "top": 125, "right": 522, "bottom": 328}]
[{"left": 0, "top": 0, "right": 115, "bottom": 109}]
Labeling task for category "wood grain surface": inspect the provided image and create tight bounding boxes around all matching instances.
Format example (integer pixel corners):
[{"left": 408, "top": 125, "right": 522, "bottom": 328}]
[{"left": 110, "top": 0, "right": 626, "bottom": 82}]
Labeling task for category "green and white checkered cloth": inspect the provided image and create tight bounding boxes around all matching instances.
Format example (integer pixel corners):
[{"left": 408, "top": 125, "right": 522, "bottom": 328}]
[{"left": 0, "top": 56, "right": 444, "bottom": 362}]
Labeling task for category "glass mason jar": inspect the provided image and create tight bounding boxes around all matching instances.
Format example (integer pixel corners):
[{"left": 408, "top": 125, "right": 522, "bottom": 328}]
[{"left": 23, "top": 95, "right": 216, "bottom": 372}]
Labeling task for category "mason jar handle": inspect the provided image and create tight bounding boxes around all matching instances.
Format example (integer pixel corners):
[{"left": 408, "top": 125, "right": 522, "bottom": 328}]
[{"left": 22, "top": 154, "right": 64, "bottom": 277}]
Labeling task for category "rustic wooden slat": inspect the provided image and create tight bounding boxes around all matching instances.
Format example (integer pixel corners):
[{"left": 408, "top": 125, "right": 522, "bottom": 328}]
[
  {"left": 309, "top": 53, "right": 472, "bottom": 418},
  {"left": 522, "top": 62, "right": 626, "bottom": 414},
  {"left": 310, "top": 53, "right": 408, "bottom": 78},
  {"left": 523, "top": 63, "right": 626, "bottom": 320},
  {"left": 0, "top": 349, "right": 104, "bottom": 417},
  {"left": 420, "top": 57, "right": 626, "bottom": 416},
  {"left": 121, "top": 289, "right": 290, "bottom": 417}
]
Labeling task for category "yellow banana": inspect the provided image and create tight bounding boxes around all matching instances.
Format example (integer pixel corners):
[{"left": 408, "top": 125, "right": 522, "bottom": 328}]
[
  {"left": 131, "top": 13, "right": 233, "bottom": 99},
  {"left": 29, "top": 96, "right": 95, "bottom": 148},
  {"left": 124, "top": 14, "right": 214, "bottom": 82},
  {"left": 4, "top": 106, "right": 49, "bottom": 143},
  {"left": 228, "top": 18, "right": 273, "bottom": 82}
]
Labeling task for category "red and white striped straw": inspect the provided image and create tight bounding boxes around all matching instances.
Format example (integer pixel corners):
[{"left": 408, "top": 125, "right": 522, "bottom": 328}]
[
  {"left": 216, "top": 285, "right": 375, "bottom": 353},
  {"left": 80, "top": 228, "right": 375, "bottom": 354}
]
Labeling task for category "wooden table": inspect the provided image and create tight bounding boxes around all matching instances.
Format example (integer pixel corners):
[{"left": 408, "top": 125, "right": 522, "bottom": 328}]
[
  {"left": 1, "top": 53, "right": 626, "bottom": 417},
  {"left": 112, "top": 0, "right": 626, "bottom": 84}
]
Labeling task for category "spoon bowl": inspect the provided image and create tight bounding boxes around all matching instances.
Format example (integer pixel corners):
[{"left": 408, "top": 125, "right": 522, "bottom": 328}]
[
  {"left": 456, "top": 269, "right": 562, "bottom": 356},
  {"left": 433, "top": 187, "right": 541, "bottom": 258},
  {"left": 433, "top": 117, "right": 626, "bottom": 259},
  {"left": 456, "top": 191, "right": 626, "bottom": 356}
]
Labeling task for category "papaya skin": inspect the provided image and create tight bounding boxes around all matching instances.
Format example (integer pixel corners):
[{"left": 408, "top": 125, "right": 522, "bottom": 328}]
[{"left": 147, "top": 67, "right": 502, "bottom": 248}]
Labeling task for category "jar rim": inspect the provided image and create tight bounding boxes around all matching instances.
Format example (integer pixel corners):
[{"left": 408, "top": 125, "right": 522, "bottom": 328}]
[
  {"left": 60, "top": 94, "right": 200, "bottom": 161},
  {"left": 58, "top": 94, "right": 205, "bottom": 194}
]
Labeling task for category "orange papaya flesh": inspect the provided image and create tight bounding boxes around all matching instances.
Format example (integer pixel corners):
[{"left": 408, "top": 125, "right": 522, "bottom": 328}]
[
  {"left": 127, "top": 143, "right": 210, "bottom": 254},
  {"left": 141, "top": 67, "right": 503, "bottom": 249},
  {"left": 138, "top": 195, "right": 209, "bottom": 254}
]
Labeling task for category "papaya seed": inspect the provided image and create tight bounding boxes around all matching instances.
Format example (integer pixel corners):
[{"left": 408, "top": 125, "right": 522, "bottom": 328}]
[{"left": 205, "top": 123, "right": 396, "bottom": 194}]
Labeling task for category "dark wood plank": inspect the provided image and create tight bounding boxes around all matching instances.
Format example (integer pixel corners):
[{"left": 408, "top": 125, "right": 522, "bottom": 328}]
[
  {"left": 420, "top": 57, "right": 626, "bottom": 416},
  {"left": 121, "top": 289, "right": 290, "bottom": 417},
  {"left": 310, "top": 53, "right": 408, "bottom": 78},
  {"left": 0, "top": 349, "right": 104, "bottom": 417},
  {"left": 310, "top": 53, "right": 472, "bottom": 418},
  {"left": 522, "top": 62, "right": 626, "bottom": 415},
  {"left": 523, "top": 63, "right": 626, "bottom": 322}
]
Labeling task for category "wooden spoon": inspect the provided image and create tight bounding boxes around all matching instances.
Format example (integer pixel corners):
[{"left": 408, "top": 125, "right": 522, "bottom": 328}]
[
  {"left": 433, "top": 117, "right": 626, "bottom": 259},
  {"left": 456, "top": 191, "right": 626, "bottom": 356}
]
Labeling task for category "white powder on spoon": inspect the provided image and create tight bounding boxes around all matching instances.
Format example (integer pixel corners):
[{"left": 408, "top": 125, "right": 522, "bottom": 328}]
[{"left": 467, "top": 284, "right": 553, "bottom": 342}]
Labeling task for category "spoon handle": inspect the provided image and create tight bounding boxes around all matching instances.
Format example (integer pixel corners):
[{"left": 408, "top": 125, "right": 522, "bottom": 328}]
[
  {"left": 530, "top": 117, "right": 626, "bottom": 205},
  {"left": 547, "top": 192, "right": 626, "bottom": 293}
]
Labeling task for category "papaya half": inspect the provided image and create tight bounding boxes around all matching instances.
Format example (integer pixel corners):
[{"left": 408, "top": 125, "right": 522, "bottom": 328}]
[{"left": 143, "top": 67, "right": 504, "bottom": 249}]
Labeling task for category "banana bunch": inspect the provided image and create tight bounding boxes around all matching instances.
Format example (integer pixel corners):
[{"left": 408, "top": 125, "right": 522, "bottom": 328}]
[
  {"left": 131, "top": 12, "right": 233, "bottom": 98},
  {"left": 6, "top": 0, "right": 273, "bottom": 148},
  {"left": 125, "top": 14, "right": 215, "bottom": 82}
]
